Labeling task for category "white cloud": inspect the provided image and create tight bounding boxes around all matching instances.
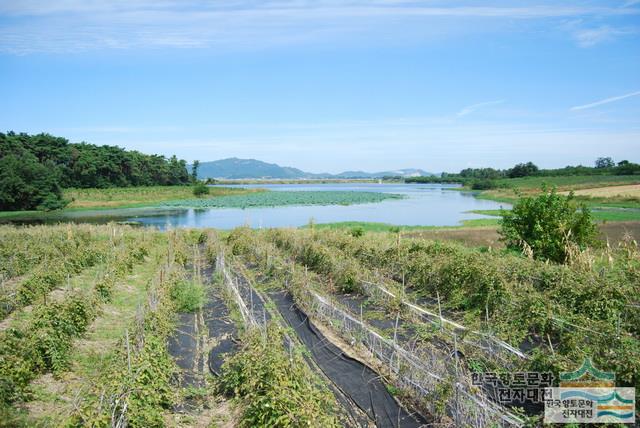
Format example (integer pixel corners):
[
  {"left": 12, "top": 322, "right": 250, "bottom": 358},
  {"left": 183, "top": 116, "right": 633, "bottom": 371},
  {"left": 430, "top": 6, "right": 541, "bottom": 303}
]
[
  {"left": 0, "top": 1, "right": 638, "bottom": 54},
  {"left": 570, "top": 90, "right": 640, "bottom": 110},
  {"left": 457, "top": 100, "right": 505, "bottom": 117},
  {"left": 572, "top": 25, "right": 631, "bottom": 47}
]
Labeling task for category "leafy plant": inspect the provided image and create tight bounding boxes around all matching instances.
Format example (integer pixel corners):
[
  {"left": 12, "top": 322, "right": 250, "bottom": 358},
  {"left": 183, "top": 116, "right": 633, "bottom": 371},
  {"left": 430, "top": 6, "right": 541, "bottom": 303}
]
[
  {"left": 192, "top": 182, "right": 210, "bottom": 197},
  {"left": 218, "top": 324, "right": 339, "bottom": 427},
  {"left": 349, "top": 226, "right": 364, "bottom": 237},
  {"left": 169, "top": 279, "right": 205, "bottom": 312},
  {"left": 499, "top": 187, "right": 598, "bottom": 263}
]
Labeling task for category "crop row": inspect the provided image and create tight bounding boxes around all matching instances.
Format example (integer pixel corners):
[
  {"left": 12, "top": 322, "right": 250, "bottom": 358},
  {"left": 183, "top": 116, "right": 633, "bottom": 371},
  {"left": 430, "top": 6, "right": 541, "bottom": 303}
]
[
  {"left": 225, "top": 228, "right": 526, "bottom": 426},
  {"left": 0, "top": 225, "right": 154, "bottom": 319},
  {"left": 0, "top": 224, "right": 133, "bottom": 281},
  {"left": 215, "top": 237, "right": 351, "bottom": 427},
  {"left": 0, "top": 232, "right": 151, "bottom": 420},
  {"left": 70, "top": 229, "right": 227, "bottom": 427},
  {"left": 271, "top": 228, "right": 640, "bottom": 389}
]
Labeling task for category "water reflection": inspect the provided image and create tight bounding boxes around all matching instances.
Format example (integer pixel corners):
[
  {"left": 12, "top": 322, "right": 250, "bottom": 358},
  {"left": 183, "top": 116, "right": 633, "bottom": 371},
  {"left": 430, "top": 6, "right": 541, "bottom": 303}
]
[
  {"left": 2, "top": 183, "right": 509, "bottom": 229},
  {"left": 130, "top": 183, "right": 508, "bottom": 229}
]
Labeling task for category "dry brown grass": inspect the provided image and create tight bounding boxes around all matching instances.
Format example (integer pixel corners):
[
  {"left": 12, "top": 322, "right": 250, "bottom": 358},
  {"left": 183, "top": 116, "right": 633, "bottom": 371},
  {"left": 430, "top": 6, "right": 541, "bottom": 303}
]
[
  {"left": 403, "top": 226, "right": 502, "bottom": 248},
  {"left": 64, "top": 185, "right": 261, "bottom": 209},
  {"left": 562, "top": 184, "right": 640, "bottom": 198},
  {"left": 403, "top": 222, "right": 640, "bottom": 248}
]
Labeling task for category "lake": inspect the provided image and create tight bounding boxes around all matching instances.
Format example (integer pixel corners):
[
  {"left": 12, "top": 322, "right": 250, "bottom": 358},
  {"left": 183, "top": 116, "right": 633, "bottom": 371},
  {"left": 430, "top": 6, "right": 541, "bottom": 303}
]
[{"left": 6, "top": 183, "right": 509, "bottom": 229}]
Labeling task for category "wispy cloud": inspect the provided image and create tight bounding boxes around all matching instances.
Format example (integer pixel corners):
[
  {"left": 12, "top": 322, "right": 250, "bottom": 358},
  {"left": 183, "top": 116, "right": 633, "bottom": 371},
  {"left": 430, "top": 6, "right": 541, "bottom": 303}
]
[
  {"left": 622, "top": 0, "right": 640, "bottom": 7},
  {"left": 457, "top": 100, "right": 505, "bottom": 117},
  {"left": 1, "top": 1, "right": 638, "bottom": 54},
  {"left": 572, "top": 25, "right": 632, "bottom": 47},
  {"left": 570, "top": 90, "right": 640, "bottom": 110}
]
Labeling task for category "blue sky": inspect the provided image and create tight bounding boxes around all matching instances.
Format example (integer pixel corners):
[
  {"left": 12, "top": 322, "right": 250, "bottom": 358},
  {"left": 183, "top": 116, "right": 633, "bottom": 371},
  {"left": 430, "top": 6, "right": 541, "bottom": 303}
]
[{"left": 0, "top": 1, "right": 639, "bottom": 173}]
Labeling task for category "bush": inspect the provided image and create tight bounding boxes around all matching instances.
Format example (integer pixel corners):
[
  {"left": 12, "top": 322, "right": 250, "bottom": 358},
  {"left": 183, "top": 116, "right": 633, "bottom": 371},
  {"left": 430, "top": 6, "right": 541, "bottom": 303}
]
[
  {"left": 470, "top": 179, "right": 498, "bottom": 190},
  {"left": 218, "top": 325, "right": 339, "bottom": 427},
  {"left": 349, "top": 226, "right": 364, "bottom": 237},
  {"left": 169, "top": 279, "right": 205, "bottom": 312},
  {"left": 192, "top": 183, "right": 210, "bottom": 197},
  {"left": 37, "top": 193, "right": 70, "bottom": 211},
  {"left": 499, "top": 187, "right": 597, "bottom": 263}
]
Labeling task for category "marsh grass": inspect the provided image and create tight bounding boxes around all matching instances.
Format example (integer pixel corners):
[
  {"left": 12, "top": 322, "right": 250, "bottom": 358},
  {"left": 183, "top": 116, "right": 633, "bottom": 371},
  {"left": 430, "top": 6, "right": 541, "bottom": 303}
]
[{"left": 64, "top": 185, "right": 261, "bottom": 209}]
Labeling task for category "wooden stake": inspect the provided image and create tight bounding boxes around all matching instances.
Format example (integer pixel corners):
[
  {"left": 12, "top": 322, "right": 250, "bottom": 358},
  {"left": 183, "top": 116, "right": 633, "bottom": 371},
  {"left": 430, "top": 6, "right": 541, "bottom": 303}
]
[
  {"left": 125, "top": 329, "right": 131, "bottom": 373},
  {"left": 437, "top": 290, "right": 443, "bottom": 331}
]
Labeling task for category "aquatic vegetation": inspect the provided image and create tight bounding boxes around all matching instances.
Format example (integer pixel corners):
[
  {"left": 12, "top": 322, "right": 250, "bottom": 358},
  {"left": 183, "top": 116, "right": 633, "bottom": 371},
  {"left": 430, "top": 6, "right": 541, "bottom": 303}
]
[{"left": 159, "top": 190, "right": 403, "bottom": 209}]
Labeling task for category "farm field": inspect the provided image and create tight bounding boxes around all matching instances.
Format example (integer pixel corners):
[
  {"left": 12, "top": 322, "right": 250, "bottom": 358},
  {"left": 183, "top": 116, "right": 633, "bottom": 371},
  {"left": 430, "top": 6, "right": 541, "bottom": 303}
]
[
  {"left": 491, "top": 174, "right": 640, "bottom": 192},
  {"left": 563, "top": 183, "right": 640, "bottom": 198},
  {"left": 476, "top": 175, "right": 640, "bottom": 208},
  {"left": 1, "top": 223, "right": 638, "bottom": 427}
]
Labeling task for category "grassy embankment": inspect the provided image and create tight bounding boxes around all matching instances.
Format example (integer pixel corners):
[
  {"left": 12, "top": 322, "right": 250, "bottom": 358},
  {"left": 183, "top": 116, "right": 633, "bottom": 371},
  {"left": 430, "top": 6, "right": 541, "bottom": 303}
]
[
  {"left": 308, "top": 218, "right": 497, "bottom": 233},
  {"left": 475, "top": 175, "right": 640, "bottom": 208},
  {"left": 64, "top": 185, "right": 261, "bottom": 209},
  {"left": 0, "top": 185, "right": 262, "bottom": 219},
  {"left": 470, "top": 175, "right": 640, "bottom": 224}
]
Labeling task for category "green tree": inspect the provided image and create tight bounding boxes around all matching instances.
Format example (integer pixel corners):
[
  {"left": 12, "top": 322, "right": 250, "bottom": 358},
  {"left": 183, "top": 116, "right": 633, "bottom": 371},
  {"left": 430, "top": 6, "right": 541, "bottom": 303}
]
[
  {"left": 0, "top": 154, "right": 67, "bottom": 211},
  {"left": 499, "top": 187, "right": 597, "bottom": 263},
  {"left": 595, "top": 157, "right": 614, "bottom": 169},
  {"left": 507, "top": 162, "right": 539, "bottom": 178},
  {"left": 191, "top": 160, "right": 200, "bottom": 183},
  {"left": 615, "top": 160, "right": 640, "bottom": 175},
  {"left": 0, "top": 131, "right": 193, "bottom": 211}
]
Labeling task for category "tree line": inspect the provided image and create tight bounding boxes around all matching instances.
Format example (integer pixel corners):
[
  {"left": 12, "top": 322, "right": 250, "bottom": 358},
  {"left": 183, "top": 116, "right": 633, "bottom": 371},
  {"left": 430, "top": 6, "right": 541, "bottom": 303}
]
[
  {"left": 406, "top": 158, "right": 640, "bottom": 188},
  {"left": 0, "top": 132, "right": 191, "bottom": 211}
]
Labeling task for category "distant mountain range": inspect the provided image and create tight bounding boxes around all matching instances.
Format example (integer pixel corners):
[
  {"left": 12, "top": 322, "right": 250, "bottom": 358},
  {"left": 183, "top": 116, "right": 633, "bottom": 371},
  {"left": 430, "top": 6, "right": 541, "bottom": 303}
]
[{"left": 195, "top": 158, "right": 434, "bottom": 179}]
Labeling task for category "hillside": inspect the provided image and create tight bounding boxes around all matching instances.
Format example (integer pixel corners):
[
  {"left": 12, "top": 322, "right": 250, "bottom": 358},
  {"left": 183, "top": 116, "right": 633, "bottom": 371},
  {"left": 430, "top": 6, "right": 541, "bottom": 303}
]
[{"left": 195, "top": 158, "right": 433, "bottom": 179}]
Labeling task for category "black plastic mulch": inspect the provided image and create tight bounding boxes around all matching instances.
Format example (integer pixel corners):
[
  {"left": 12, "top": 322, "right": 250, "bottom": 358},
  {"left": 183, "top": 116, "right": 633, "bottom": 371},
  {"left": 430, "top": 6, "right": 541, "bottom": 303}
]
[
  {"left": 167, "top": 311, "right": 204, "bottom": 387},
  {"left": 268, "top": 289, "right": 428, "bottom": 428},
  {"left": 202, "top": 264, "right": 239, "bottom": 376}
]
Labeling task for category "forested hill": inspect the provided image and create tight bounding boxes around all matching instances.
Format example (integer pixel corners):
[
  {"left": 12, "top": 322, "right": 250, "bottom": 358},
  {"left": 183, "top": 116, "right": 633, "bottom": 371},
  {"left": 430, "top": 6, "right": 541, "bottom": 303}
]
[
  {"left": 0, "top": 132, "right": 191, "bottom": 211},
  {"left": 196, "top": 157, "right": 433, "bottom": 179}
]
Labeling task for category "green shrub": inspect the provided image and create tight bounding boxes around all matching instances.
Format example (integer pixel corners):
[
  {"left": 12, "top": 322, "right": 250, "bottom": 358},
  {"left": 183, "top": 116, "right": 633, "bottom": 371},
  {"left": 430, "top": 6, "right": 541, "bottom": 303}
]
[
  {"left": 349, "top": 226, "right": 364, "bottom": 237},
  {"left": 470, "top": 179, "right": 498, "bottom": 190},
  {"left": 192, "top": 183, "right": 210, "bottom": 197},
  {"left": 170, "top": 279, "right": 205, "bottom": 312},
  {"left": 0, "top": 293, "right": 96, "bottom": 405},
  {"left": 218, "top": 325, "right": 339, "bottom": 427},
  {"left": 37, "top": 194, "right": 70, "bottom": 211},
  {"left": 499, "top": 187, "right": 597, "bottom": 263}
]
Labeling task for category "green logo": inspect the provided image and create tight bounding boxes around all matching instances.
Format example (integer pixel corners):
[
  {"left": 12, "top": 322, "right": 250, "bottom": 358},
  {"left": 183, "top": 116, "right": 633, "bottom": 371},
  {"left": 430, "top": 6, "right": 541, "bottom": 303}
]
[{"left": 559, "top": 358, "right": 615, "bottom": 387}]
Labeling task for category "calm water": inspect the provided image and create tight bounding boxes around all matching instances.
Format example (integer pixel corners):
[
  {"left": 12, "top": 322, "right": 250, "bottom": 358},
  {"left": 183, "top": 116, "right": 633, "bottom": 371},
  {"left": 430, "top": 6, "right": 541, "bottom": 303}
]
[
  {"left": 3, "top": 183, "right": 509, "bottom": 229},
  {"left": 87, "top": 183, "right": 507, "bottom": 229}
]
